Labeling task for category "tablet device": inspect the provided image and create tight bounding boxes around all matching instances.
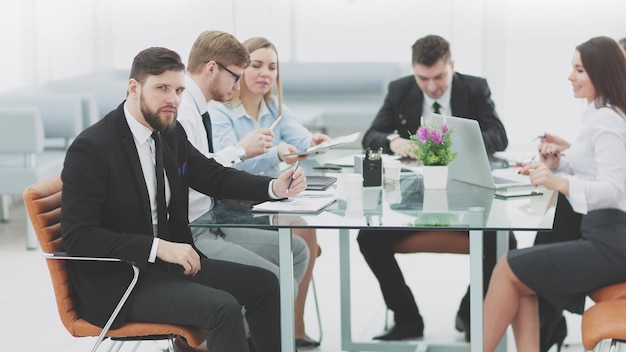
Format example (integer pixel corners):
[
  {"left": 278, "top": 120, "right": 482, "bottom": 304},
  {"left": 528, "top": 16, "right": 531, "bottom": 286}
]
[{"left": 305, "top": 176, "right": 338, "bottom": 191}]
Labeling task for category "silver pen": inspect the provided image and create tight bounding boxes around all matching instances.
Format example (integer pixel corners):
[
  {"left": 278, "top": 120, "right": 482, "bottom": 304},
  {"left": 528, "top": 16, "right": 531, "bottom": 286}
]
[
  {"left": 269, "top": 114, "right": 284, "bottom": 131},
  {"left": 286, "top": 160, "right": 300, "bottom": 192}
]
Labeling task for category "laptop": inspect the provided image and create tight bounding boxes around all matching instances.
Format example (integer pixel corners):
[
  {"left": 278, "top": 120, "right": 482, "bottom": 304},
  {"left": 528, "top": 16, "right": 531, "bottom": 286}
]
[{"left": 428, "top": 114, "right": 531, "bottom": 190}]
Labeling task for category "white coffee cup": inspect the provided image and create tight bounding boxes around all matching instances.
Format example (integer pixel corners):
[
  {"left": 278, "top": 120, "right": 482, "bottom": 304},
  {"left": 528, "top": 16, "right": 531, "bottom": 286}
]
[
  {"left": 344, "top": 173, "right": 364, "bottom": 211},
  {"left": 383, "top": 160, "right": 401, "bottom": 184}
]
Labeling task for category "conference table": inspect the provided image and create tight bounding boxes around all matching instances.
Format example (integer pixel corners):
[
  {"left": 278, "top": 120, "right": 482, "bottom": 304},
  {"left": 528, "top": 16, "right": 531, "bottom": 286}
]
[{"left": 190, "top": 149, "right": 558, "bottom": 352}]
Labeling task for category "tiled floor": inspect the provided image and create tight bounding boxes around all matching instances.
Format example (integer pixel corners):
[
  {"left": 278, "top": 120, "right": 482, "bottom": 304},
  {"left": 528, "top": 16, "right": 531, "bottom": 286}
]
[{"left": 1, "top": 196, "right": 587, "bottom": 351}]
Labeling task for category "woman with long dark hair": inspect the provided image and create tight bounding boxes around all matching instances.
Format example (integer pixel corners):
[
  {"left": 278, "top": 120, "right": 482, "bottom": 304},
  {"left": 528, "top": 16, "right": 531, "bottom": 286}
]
[{"left": 480, "top": 36, "right": 626, "bottom": 351}]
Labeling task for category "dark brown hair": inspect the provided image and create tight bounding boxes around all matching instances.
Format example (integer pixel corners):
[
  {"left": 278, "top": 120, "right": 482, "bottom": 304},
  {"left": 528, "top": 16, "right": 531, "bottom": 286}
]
[
  {"left": 129, "top": 47, "right": 185, "bottom": 85},
  {"left": 577, "top": 36, "right": 626, "bottom": 117},
  {"left": 411, "top": 35, "right": 451, "bottom": 66}
]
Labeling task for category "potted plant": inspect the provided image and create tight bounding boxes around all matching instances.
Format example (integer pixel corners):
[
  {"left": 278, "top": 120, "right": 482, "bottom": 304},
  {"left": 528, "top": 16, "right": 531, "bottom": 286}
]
[{"left": 409, "top": 124, "right": 457, "bottom": 189}]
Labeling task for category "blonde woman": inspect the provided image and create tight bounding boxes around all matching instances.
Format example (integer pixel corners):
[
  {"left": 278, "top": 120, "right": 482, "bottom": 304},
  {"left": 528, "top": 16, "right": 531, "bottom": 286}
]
[{"left": 209, "top": 37, "right": 328, "bottom": 349}]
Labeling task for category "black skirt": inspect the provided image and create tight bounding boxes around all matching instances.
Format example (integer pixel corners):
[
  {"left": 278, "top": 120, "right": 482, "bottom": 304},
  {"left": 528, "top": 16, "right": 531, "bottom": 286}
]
[{"left": 508, "top": 208, "right": 626, "bottom": 314}]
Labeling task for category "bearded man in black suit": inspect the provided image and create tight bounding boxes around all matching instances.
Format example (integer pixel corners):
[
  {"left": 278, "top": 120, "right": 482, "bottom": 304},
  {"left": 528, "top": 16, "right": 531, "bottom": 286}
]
[{"left": 61, "top": 47, "right": 306, "bottom": 352}]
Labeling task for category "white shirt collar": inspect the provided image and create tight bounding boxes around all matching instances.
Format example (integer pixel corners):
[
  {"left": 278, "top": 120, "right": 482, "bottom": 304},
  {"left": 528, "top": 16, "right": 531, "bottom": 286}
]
[
  {"left": 423, "top": 85, "right": 452, "bottom": 113},
  {"left": 185, "top": 74, "right": 208, "bottom": 115}
]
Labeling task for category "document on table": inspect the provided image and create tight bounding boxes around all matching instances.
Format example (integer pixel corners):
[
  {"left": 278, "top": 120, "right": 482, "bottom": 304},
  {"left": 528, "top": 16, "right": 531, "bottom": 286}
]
[
  {"left": 284, "top": 132, "right": 360, "bottom": 157},
  {"left": 252, "top": 196, "right": 337, "bottom": 213}
]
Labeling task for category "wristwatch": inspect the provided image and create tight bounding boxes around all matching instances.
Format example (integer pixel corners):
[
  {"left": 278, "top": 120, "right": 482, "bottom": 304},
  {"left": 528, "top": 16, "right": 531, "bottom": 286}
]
[
  {"left": 236, "top": 146, "right": 247, "bottom": 162},
  {"left": 386, "top": 133, "right": 400, "bottom": 142}
]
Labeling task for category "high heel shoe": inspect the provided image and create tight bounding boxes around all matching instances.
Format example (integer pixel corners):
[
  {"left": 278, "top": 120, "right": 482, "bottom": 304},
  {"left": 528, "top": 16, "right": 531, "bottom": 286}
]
[{"left": 541, "top": 316, "right": 567, "bottom": 352}]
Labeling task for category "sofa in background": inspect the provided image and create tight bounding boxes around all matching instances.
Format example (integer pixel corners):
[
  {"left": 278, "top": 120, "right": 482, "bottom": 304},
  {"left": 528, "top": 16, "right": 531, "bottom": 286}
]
[
  {"left": 24, "top": 62, "right": 409, "bottom": 144},
  {"left": 0, "top": 108, "right": 65, "bottom": 249},
  {"left": 280, "top": 62, "right": 409, "bottom": 146}
]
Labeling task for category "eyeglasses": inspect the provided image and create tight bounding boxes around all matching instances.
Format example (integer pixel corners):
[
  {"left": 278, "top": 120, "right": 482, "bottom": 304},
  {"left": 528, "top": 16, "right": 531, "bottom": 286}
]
[{"left": 215, "top": 61, "right": 241, "bottom": 84}]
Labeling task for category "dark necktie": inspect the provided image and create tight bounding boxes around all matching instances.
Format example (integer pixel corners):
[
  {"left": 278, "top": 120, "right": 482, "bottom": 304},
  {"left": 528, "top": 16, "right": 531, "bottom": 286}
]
[
  {"left": 151, "top": 131, "right": 169, "bottom": 239},
  {"left": 201, "top": 111, "right": 214, "bottom": 153},
  {"left": 433, "top": 102, "right": 441, "bottom": 114}
]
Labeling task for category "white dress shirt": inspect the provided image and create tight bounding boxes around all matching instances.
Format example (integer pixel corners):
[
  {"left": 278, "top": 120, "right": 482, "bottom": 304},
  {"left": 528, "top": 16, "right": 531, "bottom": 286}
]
[
  {"left": 557, "top": 103, "right": 626, "bottom": 214},
  {"left": 177, "top": 75, "right": 241, "bottom": 222},
  {"left": 124, "top": 103, "right": 170, "bottom": 262},
  {"left": 177, "top": 75, "right": 278, "bottom": 222},
  {"left": 422, "top": 85, "right": 452, "bottom": 119}
]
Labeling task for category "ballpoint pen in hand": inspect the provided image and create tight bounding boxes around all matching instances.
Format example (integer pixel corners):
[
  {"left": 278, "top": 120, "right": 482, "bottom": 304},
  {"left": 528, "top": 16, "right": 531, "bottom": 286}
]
[
  {"left": 286, "top": 160, "right": 300, "bottom": 193},
  {"left": 269, "top": 114, "right": 284, "bottom": 131}
]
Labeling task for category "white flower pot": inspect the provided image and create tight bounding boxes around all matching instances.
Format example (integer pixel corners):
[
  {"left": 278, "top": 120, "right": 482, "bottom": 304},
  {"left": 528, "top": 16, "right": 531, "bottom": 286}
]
[{"left": 422, "top": 165, "right": 448, "bottom": 189}]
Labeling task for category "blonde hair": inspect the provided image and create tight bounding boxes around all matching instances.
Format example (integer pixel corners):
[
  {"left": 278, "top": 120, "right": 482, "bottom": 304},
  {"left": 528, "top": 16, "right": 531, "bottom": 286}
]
[
  {"left": 187, "top": 30, "right": 250, "bottom": 75},
  {"left": 229, "top": 37, "right": 283, "bottom": 117}
]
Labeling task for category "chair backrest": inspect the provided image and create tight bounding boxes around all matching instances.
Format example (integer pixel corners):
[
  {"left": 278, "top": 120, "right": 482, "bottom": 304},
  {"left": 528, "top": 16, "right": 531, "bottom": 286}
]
[
  {"left": 0, "top": 94, "right": 83, "bottom": 143},
  {"left": 0, "top": 107, "right": 45, "bottom": 155},
  {"left": 22, "top": 175, "right": 80, "bottom": 333},
  {"left": 22, "top": 176, "right": 209, "bottom": 349}
]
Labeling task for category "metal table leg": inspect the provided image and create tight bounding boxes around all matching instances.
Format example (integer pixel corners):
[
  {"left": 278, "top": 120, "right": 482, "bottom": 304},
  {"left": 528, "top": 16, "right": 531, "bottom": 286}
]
[{"left": 278, "top": 227, "right": 295, "bottom": 352}]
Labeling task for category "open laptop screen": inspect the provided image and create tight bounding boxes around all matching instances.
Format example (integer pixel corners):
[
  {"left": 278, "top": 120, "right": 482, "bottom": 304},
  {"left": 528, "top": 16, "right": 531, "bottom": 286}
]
[{"left": 426, "top": 114, "right": 529, "bottom": 189}]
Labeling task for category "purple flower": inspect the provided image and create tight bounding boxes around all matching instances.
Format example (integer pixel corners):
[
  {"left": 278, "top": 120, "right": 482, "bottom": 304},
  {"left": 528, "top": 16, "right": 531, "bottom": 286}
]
[
  {"left": 430, "top": 128, "right": 444, "bottom": 144},
  {"left": 441, "top": 124, "right": 450, "bottom": 133},
  {"left": 417, "top": 126, "right": 430, "bottom": 142}
]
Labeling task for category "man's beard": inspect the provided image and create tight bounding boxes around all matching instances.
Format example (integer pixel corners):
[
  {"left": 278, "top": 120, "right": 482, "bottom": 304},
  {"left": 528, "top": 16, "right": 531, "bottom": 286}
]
[
  {"left": 209, "top": 80, "right": 230, "bottom": 103},
  {"left": 140, "top": 95, "right": 177, "bottom": 132}
]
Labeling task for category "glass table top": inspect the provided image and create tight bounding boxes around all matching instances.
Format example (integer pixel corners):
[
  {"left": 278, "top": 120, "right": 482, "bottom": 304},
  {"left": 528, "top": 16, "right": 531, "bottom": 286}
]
[{"left": 190, "top": 150, "right": 557, "bottom": 232}]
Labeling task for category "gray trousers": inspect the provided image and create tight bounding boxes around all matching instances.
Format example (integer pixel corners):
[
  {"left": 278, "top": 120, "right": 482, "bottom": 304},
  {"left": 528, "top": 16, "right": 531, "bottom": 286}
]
[{"left": 191, "top": 226, "right": 310, "bottom": 295}]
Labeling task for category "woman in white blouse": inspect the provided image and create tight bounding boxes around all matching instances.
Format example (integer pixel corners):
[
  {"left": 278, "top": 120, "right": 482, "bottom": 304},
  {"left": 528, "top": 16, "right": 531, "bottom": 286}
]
[{"left": 480, "top": 36, "right": 626, "bottom": 352}]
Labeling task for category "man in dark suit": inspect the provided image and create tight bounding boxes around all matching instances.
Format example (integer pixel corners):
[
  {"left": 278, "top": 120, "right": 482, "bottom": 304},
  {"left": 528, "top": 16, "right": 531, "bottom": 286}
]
[
  {"left": 358, "top": 34, "right": 512, "bottom": 342},
  {"left": 61, "top": 47, "right": 306, "bottom": 352}
]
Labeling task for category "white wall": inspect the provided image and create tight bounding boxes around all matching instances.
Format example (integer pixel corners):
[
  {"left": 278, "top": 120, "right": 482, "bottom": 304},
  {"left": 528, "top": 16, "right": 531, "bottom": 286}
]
[{"left": 2, "top": 0, "right": 626, "bottom": 145}]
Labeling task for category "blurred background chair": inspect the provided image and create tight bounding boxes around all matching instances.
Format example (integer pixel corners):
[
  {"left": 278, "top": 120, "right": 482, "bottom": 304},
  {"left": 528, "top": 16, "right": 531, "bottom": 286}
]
[
  {"left": 23, "top": 175, "right": 207, "bottom": 352},
  {"left": 0, "top": 107, "right": 65, "bottom": 249}
]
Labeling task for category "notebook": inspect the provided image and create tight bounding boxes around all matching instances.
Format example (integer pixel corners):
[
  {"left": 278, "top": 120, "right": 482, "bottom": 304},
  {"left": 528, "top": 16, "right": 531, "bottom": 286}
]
[
  {"left": 430, "top": 114, "right": 531, "bottom": 190},
  {"left": 305, "top": 176, "right": 337, "bottom": 191}
]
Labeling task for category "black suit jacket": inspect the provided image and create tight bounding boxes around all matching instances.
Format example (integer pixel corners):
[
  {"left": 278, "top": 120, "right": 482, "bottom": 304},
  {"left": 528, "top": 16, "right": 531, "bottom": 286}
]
[
  {"left": 362, "top": 72, "right": 508, "bottom": 155},
  {"left": 61, "top": 102, "right": 274, "bottom": 328}
]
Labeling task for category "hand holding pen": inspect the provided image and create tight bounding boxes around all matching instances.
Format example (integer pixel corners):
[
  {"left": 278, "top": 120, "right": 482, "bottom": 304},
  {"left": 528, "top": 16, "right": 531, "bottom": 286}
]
[
  {"left": 273, "top": 160, "right": 306, "bottom": 198},
  {"left": 286, "top": 160, "right": 300, "bottom": 192}
]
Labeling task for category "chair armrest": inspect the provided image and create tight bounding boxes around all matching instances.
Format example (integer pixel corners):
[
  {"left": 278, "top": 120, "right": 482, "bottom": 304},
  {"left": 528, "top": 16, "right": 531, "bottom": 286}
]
[{"left": 42, "top": 251, "right": 140, "bottom": 345}]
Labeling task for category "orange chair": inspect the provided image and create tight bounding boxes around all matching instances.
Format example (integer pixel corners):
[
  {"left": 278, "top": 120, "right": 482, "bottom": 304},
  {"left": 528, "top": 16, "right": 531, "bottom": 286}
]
[
  {"left": 581, "top": 283, "right": 626, "bottom": 351},
  {"left": 23, "top": 175, "right": 207, "bottom": 352}
]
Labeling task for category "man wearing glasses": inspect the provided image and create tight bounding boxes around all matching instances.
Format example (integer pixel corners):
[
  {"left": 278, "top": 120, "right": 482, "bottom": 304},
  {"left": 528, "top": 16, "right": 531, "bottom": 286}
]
[
  {"left": 176, "top": 30, "right": 311, "bottom": 351},
  {"left": 178, "top": 30, "right": 273, "bottom": 167}
]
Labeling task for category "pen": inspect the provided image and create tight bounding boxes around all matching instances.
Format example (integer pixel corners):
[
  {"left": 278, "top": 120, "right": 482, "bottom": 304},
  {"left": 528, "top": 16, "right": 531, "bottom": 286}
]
[
  {"left": 286, "top": 160, "right": 300, "bottom": 192},
  {"left": 532, "top": 135, "right": 546, "bottom": 141},
  {"left": 269, "top": 114, "right": 284, "bottom": 131}
]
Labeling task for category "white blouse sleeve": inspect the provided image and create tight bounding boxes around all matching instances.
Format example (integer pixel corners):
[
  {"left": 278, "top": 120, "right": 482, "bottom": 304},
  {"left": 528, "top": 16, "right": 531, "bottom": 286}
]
[{"left": 567, "top": 112, "right": 626, "bottom": 214}]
